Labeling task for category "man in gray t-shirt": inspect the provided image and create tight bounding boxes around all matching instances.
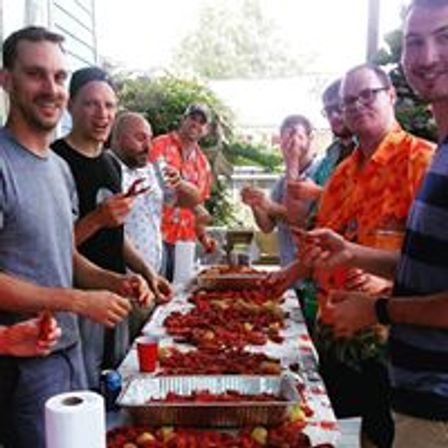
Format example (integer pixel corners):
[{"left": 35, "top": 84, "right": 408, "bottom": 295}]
[
  {"left": 242, "top": 114, "right": 320, "bottom": 268},
  {"left": 0, "top": 27, "right": 139, "bottom": 448}
]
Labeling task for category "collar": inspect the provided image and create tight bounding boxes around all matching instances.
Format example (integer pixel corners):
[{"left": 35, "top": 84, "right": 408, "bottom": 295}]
[
  {"left": 353, "top": 122, "right": 405, "bottom": 167},
  {"left": 171, "top": 131, "right": 200, "bottom": 160}
]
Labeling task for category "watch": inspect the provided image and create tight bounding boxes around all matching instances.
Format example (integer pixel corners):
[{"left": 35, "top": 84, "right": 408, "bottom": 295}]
[{"left": 374, "top": 297, "right": 391, "bottom": 325}]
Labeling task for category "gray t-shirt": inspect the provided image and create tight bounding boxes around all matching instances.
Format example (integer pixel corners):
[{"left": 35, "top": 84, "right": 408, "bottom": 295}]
[
  {"left": 271, "top": 157, "right": 322, "bottom": 267},
  {"left": 0, "top": 128, "right": 79, "bottom": 350}
]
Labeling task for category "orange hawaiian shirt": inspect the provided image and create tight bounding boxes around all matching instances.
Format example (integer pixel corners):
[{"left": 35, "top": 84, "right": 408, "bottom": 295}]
[
  {"left": 151, "top": 132, "right": 213, "bottom": 244},
  {"left": 315, "top": 123, "right": 435, "bottom": 297}
]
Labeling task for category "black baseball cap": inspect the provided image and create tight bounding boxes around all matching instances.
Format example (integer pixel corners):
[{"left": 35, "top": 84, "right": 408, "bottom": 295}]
[{"left": 69, "top": 66, "right": 116, "bottom": 99}]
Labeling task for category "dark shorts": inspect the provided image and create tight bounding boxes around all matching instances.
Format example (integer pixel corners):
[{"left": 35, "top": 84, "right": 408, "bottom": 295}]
[
  {"left": 0, "top": 343, "right": 86, "bottom": 448},
  {"left": 319, "top": 355, "right": 394, "bottom": 448}
]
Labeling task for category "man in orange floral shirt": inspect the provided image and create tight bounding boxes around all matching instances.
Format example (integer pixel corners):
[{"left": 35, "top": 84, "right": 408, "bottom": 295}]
[
  {"left": 267, "top": 64, "right": 434, "bottom": 448},
  {"left": 151, "top": 104, "right": 213, "bottom": 281}
]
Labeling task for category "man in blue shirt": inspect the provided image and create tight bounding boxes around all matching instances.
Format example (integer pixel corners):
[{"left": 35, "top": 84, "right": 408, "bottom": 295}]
[{"left": 302, "top": 1, "right": 448, "bottom": 446}]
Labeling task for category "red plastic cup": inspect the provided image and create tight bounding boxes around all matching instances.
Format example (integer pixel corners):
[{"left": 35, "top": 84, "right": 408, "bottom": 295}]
[{"left": 136, "top": 336, "right": 158, "bottom": 372}]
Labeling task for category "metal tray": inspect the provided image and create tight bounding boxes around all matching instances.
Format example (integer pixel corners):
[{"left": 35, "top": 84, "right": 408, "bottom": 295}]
[
  {"left": 197, "top": 273, "right": 266, "bottom": 290},
  {"left": 118, "top": 374, "right": 299, "bottom": 427}
]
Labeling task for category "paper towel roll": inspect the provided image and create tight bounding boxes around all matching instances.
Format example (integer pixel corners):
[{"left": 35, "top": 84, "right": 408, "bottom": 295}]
[
  {"left": 45, "top": 390, "right": 106, "bottom": 448},
  {"left": 173, "top": 241, "right": 196, "bottom": 284}
]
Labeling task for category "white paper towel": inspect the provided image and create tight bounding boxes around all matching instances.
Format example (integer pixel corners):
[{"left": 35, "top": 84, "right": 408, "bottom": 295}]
[
  {"left": 45, "top": 391, "right": 106, "bottom": 448},
  {"left": 173, "top": 241, "right": 196, "bottom": 284}
]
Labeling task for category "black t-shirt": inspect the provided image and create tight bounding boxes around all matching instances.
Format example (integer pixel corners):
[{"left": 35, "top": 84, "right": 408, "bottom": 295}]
[{"left": 52, "top": 139, "right": 126, "bottom": 274}]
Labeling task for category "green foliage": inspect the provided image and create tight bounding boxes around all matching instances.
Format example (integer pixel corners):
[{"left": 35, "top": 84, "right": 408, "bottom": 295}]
[
  {"left": 116, "top": 74, "right": 283, "bottom": 225},
  {"left": 374, "top": 29, "right": 437, "bottom": 142},
  {"left": 117, "top": 75, "right": 235, "bottom": 146},
  {"left": 172, "top": 0, "right": 310, "bottom": 79},
  {"left": 206, "top": 178, "right": 238, "bottom": 226},
  {"left": 224, "top": 140, "right": 282, "bottom": 172}
]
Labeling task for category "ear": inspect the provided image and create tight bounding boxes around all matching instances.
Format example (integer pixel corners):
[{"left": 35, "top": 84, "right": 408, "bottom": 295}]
[
  {"left": 67, "top": 97, "right": 74, "bottom": 114},
  {"left": 388, "top": 85, "right": 397, "bottom": 105},
  {"left": 0, "top": 69, "right": 11, "bottom": 93},
  {"left": 201, "top": 123, "right": 210, "bottom": 138},
  {"left": 309, "top": 131, "right": 315, "bottom": 143}
]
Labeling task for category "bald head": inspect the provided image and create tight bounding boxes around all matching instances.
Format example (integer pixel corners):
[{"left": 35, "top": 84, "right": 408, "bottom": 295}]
[{"left": 111, "top": 112, "right": 153, "bottom": 168}]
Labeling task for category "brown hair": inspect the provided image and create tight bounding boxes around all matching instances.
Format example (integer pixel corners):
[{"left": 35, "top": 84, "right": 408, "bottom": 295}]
[
  {"left": 3, "top": 26, "right": 64, "bottom": 69},
  {"left": 280, "top": 114, "right": 313, "bottom": 136}
]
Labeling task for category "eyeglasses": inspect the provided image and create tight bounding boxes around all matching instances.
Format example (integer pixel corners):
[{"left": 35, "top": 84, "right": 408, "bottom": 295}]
[
  {"left": 341, "top": 87, "right": 389, "bottom": 111},
  {"left": 321, "top": 104, "right": 342, "bottom": 118}
]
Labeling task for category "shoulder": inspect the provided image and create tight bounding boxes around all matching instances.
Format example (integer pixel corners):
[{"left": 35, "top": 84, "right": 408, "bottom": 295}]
[
  {"left": 271, "top": 175, "right": 285, "bottom": 197},
  {"left": 196, "top": 145, "right": 211, "bottom": 167},
  {"left": 151, "top": 133, "right": 175, "bottom": 160},
  {"left": 152, "top": 133, "right": 173, "bottom": 150},
  {"left": 400, "top": 133, "right": 435, "bottom": 171},
  {"left": 50, "top": 138, "right": 70, "bottom": 155},
  {"left": 325, "top": 152, "right": 353, "bottom": 185}
]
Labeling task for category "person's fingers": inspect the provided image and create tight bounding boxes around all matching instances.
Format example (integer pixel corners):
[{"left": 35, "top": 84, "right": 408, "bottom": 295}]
[{"left": 327, "top": 289, "right": 350, "bottom": 304}]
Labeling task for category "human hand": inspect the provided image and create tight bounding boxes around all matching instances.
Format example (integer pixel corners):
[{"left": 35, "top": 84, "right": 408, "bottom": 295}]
[
  {"left": 323, "top": 290, "right": 378, "bottom": 337},
  {"left": 96, "top": 193, "right": 135, "bottom": 228},
  {"left": 151, "top": 275, "right": 173, "bottom": 304},
  {"left": 286, "top": 179, "right": 322, "bottom": 201},
  {"left": 80, "top": 290, "right": 132, "bottom": 327},
  {"left": 241, "top": 186, "right": 269, "bottom": 209},
  {"left": 163, "top": 165, "right": 181, "bottom": 189},
  {"left": 261, "top": 268, "right": 293, "bottom": 298},
  {"left": 0, "top": 316, "right": 61, "bottom": 357},
  {"left": 198, "top": 233, "right": 218, "bottom": 254},
  {"left": 344, "top": 269, "right": 391, "bottom": 294},
  {"left": 194, "top": 205, "right": 212, "bottom": 226},
  {"left": 295, "top": 228, "right": 354, "bottom": 270},
  {"left": 284, "top": 182, "right": 309, "bottom": 226},
  {"left": 119, "top": 274, "right": 155, "bottom": 308}
]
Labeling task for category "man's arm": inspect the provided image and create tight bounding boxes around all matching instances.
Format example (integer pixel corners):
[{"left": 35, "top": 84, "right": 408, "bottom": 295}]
[
  {"left": 0, "top": 268, "right": 131, "bottom": 328},
  {"left": 263, "top": 259, "right": 310, "bottom": 296},
  {"left": 74, "top": 194, "right": 134, "bottom": 246},
  {"left": 0, "top": 318, "right": 61, "bottom": 357},
  {"left": 348, "top": 242, "right": 399, "bottom": 279},
  {"left": 0, "top": 272, "right": 81, "bottom": 313},
  {"left": 122, "top": 237, "right": 172, "bottom": 303},
  {"left": 251, "top": 205, "right": 277, "bottom": 233},
  {"left": 175, "top": 180, "right": 202, "bottom": 208},
  {"left": 299, "top": 228, "right": 400, "bottom": 279},
  {"left": 74, "top": 246, "right": 154, "bottom": 307},
  {"left": 328, "top": 290, "right": 448, "bottom": 337},
  {"left": 388, "top": 292, "right": 448, "bottom": 328},
  {"left": 122, "top": 237, "right": 157, "bottom": 284},
  {"left": 241, "top": 186, "right": 286, "bottom": 232}
]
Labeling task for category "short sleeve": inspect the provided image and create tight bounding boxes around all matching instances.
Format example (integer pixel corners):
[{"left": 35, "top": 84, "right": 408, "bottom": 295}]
[
  {"left": 270, "top": 177, "right": 284, "bottom": 203},
  {"left": 0, "top": 161, "right": 7, "bottom": 231}
]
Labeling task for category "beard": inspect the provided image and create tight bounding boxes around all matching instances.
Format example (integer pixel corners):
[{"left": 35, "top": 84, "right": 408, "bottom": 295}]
[
  {"left": 333, "top": 126, "right": 352, "bottom": 140},
  {"left": 11, "top": 89, "right": 63, "bottom": 132}
]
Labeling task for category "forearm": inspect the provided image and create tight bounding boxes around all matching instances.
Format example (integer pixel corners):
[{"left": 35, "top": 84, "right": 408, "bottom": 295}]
[
  {"left": 175, "top": 180, "right": 201, "bottom": 208},
  {"left": 267, "top": 201, "right": 288, "bottom": 221},
  {"left": 349, "top": 242, "right": 399, "bottom": 279},
  {"left": 123, "top": 238, "right": 156, "bottom": 282},
  {"left": 73, "top": 250, "right": 123, "bottom": 292},
  {"left": 286, "top": 259, "right": 310, "bottom": 285},
  {"left": 74, "top": 210, "right": 103, "bottom": 246},
  {"left": 388, "top": 292, "right": 448, "bottom": 328},
  {"left": 0, "top": 272, "right": 80, "bottom": 314},
  {"left": 252, "top": 205, "right": 276, "bottom": 233}
]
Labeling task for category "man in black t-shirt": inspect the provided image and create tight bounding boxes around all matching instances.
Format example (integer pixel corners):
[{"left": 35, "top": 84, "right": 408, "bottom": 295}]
[{"left": 53, "top": 67, "right": 164, "bottom": 389}]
